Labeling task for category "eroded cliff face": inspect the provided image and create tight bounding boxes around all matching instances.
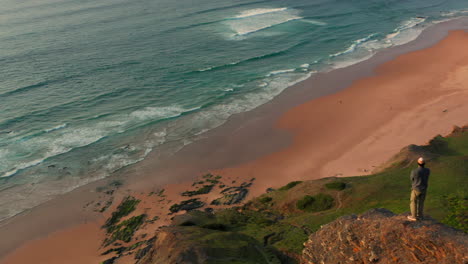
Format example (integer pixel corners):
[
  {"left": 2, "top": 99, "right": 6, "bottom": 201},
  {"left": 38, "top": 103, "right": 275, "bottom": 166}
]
[
  {"left": 301, "top": 209, "right": 467, "bottom": 264},
  {"left": 136, "top": 225, "right": 283, "bottom": 264}
]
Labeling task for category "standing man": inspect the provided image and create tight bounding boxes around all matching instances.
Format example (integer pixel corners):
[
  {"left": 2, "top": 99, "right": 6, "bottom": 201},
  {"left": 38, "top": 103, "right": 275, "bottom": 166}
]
[{"left": 408, "top": 157, "right": 430, "bottom": 221}]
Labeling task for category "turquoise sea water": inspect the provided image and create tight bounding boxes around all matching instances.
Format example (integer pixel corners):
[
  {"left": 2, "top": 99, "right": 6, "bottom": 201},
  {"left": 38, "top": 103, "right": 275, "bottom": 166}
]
[{"left": 0, "top": 0, "right": 467, "bottom": 221}]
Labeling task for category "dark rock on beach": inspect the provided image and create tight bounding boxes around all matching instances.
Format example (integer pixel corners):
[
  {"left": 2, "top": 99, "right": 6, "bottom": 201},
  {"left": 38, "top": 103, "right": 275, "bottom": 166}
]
[
  {"left": 169, "top": 199, "right": 205, "bottom": 213},
  {"left": 211, "top": 182, "right": 252, "bottom": 206}
]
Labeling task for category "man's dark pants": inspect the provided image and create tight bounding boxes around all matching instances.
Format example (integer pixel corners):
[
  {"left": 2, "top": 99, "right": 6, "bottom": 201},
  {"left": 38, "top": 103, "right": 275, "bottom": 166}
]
[{"left": 410, "top": 189, "right": 426, "bottom": 219}]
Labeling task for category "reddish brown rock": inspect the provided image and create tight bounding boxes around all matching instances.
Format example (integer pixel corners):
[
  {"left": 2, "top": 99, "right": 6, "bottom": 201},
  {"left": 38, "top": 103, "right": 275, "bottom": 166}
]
[{"left": 302, "top": 209, "right": 467, "bottom": 264}]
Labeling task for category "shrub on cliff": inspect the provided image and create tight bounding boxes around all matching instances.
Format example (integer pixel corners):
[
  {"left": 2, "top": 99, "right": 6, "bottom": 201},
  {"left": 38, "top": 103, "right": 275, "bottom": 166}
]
[
  {"left": 259, "top": 196, "right": 273, "bottom": 203},
  {"left": 442, "top": 194, "right": 468, "bottom": 232},
  {"left": 296, "top": 193, "right": 334, "bottom": 212},
  {"left": 325, "top": 181, "right": 346, "bottom": 190},
  {"left": 279, "top": 181, "right": 302, "bottom": 191}
]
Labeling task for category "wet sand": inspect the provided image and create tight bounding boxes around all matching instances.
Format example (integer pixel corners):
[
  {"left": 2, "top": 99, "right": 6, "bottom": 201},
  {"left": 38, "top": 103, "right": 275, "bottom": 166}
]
[
  {"left": 216, "top": 29, "right": 468, "bottom": 188},
  {"left": 1, "top": 18, "right": 468, "bottom": 264}
]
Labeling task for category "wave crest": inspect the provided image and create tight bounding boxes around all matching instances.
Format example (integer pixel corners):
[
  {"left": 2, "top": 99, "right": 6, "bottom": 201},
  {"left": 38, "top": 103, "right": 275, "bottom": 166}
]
[
  {"left": 0, "top": 105, "right": 199, "bottom": 178},
  {"left": 233, "top": 8, "right": 288, "bottom": 19},
  {"left": 224, "top": 7, "right": 303, "bottom": 37}
]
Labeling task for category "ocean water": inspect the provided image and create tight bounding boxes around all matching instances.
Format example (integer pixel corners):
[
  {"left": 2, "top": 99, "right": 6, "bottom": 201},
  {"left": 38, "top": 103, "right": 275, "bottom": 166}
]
[{"left": 0, "top": 0, "right": 467, "bottom": 221}]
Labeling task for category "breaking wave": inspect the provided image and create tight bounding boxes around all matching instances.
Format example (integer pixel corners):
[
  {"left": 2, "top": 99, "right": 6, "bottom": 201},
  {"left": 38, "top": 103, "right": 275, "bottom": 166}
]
[
  {"left": 224, "top": 7, "right": 303, "bottom": 37},
  {"left": 0, "top": 106, "right": 198, "bottom": 178}
]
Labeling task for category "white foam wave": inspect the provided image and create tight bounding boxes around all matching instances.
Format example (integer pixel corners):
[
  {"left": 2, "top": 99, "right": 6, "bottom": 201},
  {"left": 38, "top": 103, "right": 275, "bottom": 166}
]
[
  {"left": 1, "top": 125, "right": 114, "bottom": 177},
  {"left": 327, "top": 16, "right": 438, "bottom": 71},
  {"left": 225, "top": 7, "right": 302, "bottom": 37},
  {"left": 44, "top": 123, "right": 67, "bottom": 133},
  {"left": 266, "top": 68, "right": 296, "bottom": 77},
  {"left": 0, "top": 66, "right": 317, "bottom": 221},
  {"left": 92, "top": 152, "right": 146, "bottom": 173},
  {"left": 384, "top": 17, "right": 427, "bottom": 46},
  {"left": 198, "top": 66, "right": 214, "bottom": 72},
  {"left": 331, "top": 53, "right": 374, "bottom": 70},
  {"left": 211, "top": 70, "right": 313, "bottom": 118},
  {"left": 0, "top": 105, "right": 198, "bottom": 178},
  {"left": 330, "top": 33, "right": 377, "bottom": 58},
  {"left": 197, "top": 60, "right": 241, "bottom": 72},
  {"left": 440, "top": 9, "right": 468, "bottom": 17},
  {"left": 234, "top": 8, "right": 288, "bottom": 19},
  {"left": 300, "top": 19, "right": 327, "bottom": 26},
  {"left": 130, "top": 106, "right": 193, "bottom": 120},
  {"left": 236, "top": 17, "right": 302, "bottom": 36},
  {"left": 1, "top": 158, "right": 44, "bottom": 178}
]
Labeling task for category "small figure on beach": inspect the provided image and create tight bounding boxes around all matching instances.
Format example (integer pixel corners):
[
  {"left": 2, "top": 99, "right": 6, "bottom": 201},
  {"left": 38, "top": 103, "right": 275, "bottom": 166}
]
[{"left": 407, "top": 157, "right": 430, "bottom": 221}]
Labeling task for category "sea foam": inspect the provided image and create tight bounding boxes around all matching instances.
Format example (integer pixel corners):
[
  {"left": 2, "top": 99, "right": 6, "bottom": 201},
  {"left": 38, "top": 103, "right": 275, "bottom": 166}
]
[
  {"left": 330, "top": 33, "right": 377, "bottom": 58},
  {"left": 44, "top": 123, "right": 67, "bottom": 133},
  {"left": 225, "top": 7, "right": 303, "bottom": 37},
  {"left": 328, "top": 16, "right": 434, "bottom": 70},
  {"left": 233, "top": 8, "right": 288, "bottom": 19},
  {"left": 385, "top": 17, "right": 427, "bottom": 46},
  {"left": 266, "top": 68, "right": 296, "bottom": 77},
  {"left": 0, "top": 105, "right": 198, "bottom": 178}
]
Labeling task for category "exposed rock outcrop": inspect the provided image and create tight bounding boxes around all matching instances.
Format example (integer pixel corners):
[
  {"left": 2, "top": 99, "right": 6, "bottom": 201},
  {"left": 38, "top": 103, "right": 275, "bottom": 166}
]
[
  {"left": 301, "top": 208, "right": 467, "bottom": 264},
  {"left": 211, "top": 182, "right": 252, "bottom": 206},
  {"left": 135, "top": 225, "right": 282, "bottom": 264}
]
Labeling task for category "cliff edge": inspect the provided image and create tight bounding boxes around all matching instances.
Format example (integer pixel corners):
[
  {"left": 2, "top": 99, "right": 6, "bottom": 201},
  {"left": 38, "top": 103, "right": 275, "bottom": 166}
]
[{"left": 302, "top": 208, "right": 467, "bottom": 264}]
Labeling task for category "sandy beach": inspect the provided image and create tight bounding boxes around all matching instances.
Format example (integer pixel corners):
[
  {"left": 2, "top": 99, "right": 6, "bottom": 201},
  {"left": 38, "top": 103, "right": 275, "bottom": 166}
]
[
  {"left": 1, "top": 18, "right": 468, "bottom": 264},
  {"left": 216, "top": 29, "right": 468, "bottom": 188}
]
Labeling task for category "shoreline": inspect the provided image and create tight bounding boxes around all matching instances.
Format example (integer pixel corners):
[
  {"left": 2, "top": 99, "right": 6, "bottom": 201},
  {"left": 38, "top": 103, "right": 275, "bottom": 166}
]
[
  {"left": 215, "top": 28, "right": 468, "bottom": 186},
  {"left": 1, "top": 17, "right": 468, "bottom": 263}
]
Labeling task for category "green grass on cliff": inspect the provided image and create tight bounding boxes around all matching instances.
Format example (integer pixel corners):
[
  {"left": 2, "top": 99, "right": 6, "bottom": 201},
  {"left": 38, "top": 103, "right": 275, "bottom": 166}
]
[
  {"left": 173, "top": 129, "right": 468, "bottom": 261},
  {"left": 296, "top": 194, "right": 334, "bottom": 212}
]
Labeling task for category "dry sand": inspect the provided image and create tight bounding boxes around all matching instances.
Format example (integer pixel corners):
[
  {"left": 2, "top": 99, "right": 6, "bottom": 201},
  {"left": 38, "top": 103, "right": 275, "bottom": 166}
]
[
  {"left": 0, "top": 222, "right": 105, "bottom": 264},
  {"left": 215, "top": 30, "right": 468, "bottom": 194},
  {"left": 1, "top": 27, "right": 468, "bottom": 264}
]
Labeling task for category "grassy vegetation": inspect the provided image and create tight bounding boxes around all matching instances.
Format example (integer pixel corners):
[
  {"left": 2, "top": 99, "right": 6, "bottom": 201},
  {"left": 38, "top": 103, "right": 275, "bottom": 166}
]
[
  {"left": 278, "top": 181, "right": 303, "bottom": 191},
  {"left": 259, "top": 196, "right": 273, "bottom": 204},
  {"left": 169, "top": 226, "right": 284, "bottom": 264},
  {"left": 169, "top": 129, "right": 468, "bottom": 259},
  {"left": 441, "top": 194, "right": 467, "bottom": 232},
  {"left": 324, "top": 181, "right": 346, "bottom": 190},
  {"left": 296, "top": 194, "right": 334, "bottom": 212}
]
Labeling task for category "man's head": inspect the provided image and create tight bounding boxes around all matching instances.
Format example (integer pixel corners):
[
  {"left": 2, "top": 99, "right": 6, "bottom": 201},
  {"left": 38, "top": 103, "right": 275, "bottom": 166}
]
[{"left": 417, "top": 157, "right": 425, "bottom": 166}]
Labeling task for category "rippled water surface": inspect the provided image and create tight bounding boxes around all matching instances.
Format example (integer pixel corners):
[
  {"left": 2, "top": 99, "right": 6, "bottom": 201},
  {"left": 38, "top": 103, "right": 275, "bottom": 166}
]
[{"left": 0, "top": 0, "right": 467, "bottom": 221}]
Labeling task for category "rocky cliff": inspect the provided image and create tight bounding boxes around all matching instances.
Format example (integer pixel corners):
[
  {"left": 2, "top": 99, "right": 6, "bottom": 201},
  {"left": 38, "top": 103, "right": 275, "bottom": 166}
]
[
  {"left": 99, "top": 127, "right": 468, "bottom": 264},
  {"left": 135, "top": 225, "right": 282, "bottom": 264},
  {"left": 302, "top": 208, "right": 467, "bottom": 264}
]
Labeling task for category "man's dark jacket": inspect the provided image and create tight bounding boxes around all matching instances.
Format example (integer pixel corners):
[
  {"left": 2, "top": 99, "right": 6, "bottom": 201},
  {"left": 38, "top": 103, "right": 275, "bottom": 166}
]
[{"left": 410, "top": 166, "right": 430, "bottom": 192}]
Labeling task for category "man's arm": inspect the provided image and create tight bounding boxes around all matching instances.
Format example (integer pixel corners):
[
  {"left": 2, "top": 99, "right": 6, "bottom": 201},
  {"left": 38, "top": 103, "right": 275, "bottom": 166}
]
[{"left": 410, "top": 169, "right": 417, "bottom": 187}]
